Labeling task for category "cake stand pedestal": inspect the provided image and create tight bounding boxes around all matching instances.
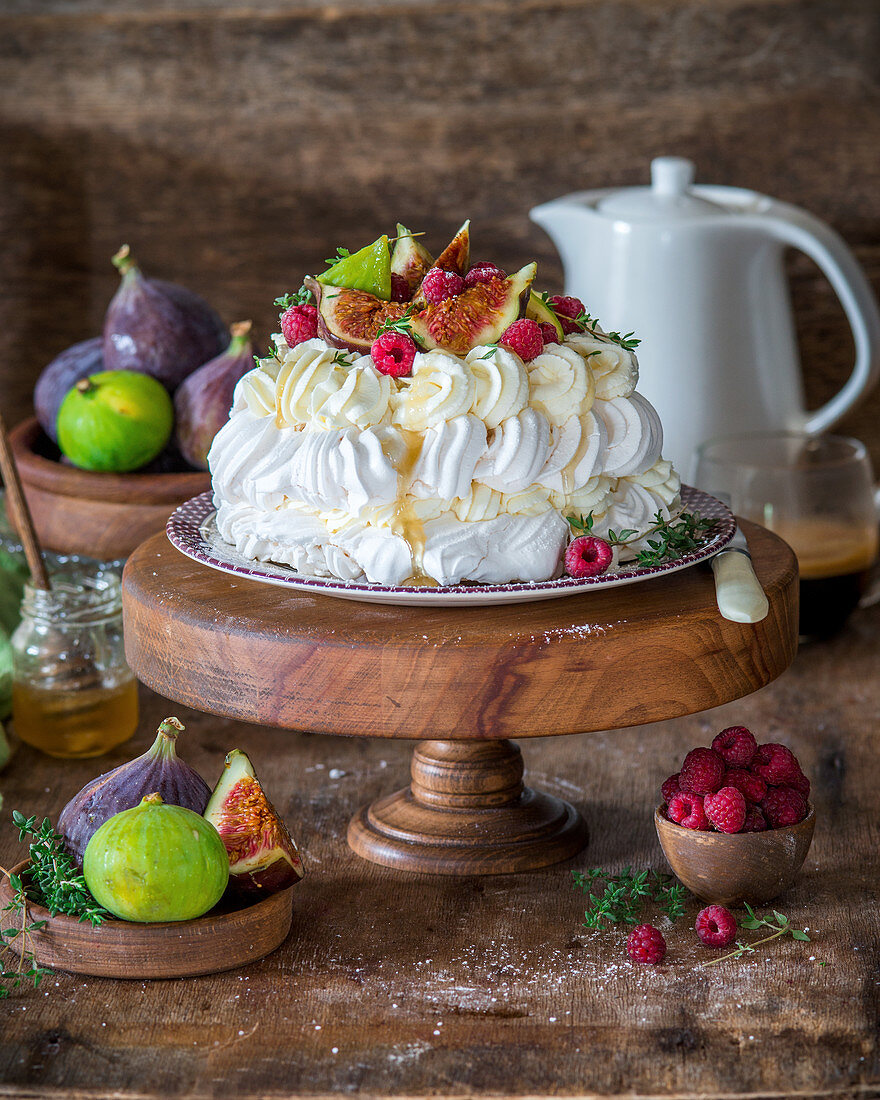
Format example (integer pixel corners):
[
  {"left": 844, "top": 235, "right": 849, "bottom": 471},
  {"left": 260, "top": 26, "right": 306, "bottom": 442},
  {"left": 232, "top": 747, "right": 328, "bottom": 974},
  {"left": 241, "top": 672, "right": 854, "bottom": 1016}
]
[{"left": 122, "top": 521, "right": 798, "bottom": 874}]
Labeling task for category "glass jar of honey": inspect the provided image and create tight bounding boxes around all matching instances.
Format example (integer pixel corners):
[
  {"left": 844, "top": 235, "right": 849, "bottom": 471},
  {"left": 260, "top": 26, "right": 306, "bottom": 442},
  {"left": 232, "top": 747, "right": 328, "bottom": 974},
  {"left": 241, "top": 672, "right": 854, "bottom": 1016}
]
[{"left": 11, "top": 565, "right": 138, "bottom": 758}]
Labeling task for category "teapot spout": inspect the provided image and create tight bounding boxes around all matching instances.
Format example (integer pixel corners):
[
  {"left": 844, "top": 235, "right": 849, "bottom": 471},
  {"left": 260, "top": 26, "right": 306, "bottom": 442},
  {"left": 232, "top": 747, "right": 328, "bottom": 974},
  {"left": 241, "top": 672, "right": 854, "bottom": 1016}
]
[{"left": 530, "top": 198, "right": 599, "bottom": 284}]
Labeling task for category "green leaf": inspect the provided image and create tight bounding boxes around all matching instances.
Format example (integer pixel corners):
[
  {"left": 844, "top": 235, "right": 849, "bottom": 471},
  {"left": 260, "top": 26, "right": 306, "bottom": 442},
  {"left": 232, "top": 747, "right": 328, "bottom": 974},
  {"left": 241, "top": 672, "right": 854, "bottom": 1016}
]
[{"left": 791, "top": 930, "right": 811, "bottom": 941}]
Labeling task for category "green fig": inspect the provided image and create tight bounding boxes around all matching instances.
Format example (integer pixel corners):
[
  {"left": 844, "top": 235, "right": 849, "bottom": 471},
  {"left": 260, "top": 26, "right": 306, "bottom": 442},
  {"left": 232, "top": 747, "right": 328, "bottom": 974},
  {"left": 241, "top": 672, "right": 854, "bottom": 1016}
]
[{"left": 317, "top": 236, "right": 392, "bottom": 300}]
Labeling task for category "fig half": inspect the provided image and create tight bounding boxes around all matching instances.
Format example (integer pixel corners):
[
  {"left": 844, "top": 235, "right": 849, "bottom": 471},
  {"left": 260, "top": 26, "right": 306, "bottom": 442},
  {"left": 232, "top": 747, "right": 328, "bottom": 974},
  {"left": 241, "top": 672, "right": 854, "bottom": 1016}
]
[
  {"left": 205, "top": 749, "right": 304, "bottom": 895},
  {"left": 410, "top": 263, "right": 537, "bottom": 355}
]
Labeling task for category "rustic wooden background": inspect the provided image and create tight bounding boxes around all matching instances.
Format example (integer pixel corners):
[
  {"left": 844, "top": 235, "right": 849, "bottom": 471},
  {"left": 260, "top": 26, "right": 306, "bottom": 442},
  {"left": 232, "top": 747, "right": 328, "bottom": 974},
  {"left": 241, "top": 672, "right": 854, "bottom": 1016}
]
[{"left": 1, "top": 0, "right": 880, "bottom": 464}]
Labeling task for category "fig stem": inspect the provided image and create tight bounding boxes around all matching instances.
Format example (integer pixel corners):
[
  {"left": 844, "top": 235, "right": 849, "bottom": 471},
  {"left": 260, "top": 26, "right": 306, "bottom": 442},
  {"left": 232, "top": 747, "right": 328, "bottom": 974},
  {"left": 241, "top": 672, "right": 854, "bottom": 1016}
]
[
  {"left": 141, "top": 793, "right": 164, "bottom": 806},
  {"left": 229, "top": 320, "right": 253, "bottom": 349},
  {"left": 111, "top": 244, "right": 137, "bottom": 276},
  {"left": 158, "top": 717, "right": 185, "bottom": 739},
  {"left": 75, "top": 378, "right": 96, "bottom": 396}
]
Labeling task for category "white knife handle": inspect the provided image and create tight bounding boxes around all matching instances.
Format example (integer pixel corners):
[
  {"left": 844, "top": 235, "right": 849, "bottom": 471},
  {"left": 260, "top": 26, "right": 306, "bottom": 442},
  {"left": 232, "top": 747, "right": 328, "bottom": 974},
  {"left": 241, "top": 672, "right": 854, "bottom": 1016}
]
[{"left": 712, "top": 550, "right": 770, "bottom": 624}]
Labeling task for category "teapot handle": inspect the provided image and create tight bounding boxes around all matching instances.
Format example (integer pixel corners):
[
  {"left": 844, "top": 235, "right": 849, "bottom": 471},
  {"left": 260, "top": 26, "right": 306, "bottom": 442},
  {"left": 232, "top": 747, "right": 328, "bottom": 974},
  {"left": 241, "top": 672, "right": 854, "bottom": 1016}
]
[{"left": 763, "top": 202, "right": 880, "bottom": 434}]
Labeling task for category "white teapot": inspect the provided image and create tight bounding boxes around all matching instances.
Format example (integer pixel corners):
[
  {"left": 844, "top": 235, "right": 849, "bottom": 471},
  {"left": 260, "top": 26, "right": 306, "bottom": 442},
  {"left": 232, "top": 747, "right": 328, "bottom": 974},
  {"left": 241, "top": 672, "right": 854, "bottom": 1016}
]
[{"left": 531, "top": 157, "right": 880, "bottom": 477}]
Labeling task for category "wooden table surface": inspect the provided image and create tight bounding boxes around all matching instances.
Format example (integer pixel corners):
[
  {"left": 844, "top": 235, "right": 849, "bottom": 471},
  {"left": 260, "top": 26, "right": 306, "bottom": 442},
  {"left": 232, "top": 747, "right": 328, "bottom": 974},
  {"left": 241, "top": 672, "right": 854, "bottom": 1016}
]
[{"left": 1, "top": 606, "right": 879, "bottom": 1099}]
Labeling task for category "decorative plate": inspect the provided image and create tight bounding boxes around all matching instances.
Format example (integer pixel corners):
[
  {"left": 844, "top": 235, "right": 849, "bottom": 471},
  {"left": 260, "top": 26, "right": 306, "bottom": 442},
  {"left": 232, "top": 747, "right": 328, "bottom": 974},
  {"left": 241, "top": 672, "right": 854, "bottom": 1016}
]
[{"left": 166, "top": 487, "right": 735, "bottom": 607}]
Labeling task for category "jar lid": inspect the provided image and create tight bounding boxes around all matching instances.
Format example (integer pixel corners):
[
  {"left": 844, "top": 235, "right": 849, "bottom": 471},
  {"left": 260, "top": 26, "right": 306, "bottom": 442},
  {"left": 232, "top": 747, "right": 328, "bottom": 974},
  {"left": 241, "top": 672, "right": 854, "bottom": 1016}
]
[{"left": 596, "top": 157, "right": 729, "bottom": 222}]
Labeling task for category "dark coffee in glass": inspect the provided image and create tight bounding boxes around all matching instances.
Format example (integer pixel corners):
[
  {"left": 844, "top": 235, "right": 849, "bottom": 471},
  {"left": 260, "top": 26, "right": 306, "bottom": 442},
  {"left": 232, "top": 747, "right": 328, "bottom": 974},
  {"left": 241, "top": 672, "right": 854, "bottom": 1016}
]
[{"left": 695, "top": 433, "right": 879, "bottom": 640}]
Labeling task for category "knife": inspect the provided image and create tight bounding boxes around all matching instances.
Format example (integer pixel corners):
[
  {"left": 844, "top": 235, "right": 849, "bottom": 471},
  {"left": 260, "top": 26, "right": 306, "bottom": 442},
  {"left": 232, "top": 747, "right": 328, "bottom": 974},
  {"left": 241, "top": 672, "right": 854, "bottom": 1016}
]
[{"left": 710, "top": 494, "right": 769, "bottom": 624}]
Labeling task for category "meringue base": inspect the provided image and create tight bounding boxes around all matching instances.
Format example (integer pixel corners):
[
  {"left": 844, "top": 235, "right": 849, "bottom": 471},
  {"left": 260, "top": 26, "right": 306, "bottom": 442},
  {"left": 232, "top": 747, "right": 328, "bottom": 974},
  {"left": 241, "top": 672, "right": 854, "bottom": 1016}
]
[{"left": 215, "top": 500, "right": 570, "bottom": 587}]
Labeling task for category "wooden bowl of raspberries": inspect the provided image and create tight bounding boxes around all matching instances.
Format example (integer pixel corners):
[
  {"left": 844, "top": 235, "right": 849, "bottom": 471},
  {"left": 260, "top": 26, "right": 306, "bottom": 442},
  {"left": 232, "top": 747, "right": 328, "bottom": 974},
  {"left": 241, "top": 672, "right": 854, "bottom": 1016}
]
[{"left": 654, "top": 726, "right": 815, "bottom": 906}]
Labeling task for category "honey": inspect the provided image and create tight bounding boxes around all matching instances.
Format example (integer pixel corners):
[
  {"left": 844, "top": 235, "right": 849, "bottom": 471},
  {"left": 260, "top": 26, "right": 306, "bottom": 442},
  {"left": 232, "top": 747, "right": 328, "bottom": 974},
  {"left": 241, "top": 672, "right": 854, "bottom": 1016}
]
[
  {"left": 11, "top": 565, "right": 139, "bottom": 759},
  {"left": 12, "top": 677, "right": 139, "bottom": 759}
]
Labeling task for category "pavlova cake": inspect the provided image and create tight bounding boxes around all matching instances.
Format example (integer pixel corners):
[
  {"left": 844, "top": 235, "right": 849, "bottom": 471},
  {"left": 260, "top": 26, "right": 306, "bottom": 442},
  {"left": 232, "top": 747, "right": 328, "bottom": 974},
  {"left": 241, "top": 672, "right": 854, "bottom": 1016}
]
[{"left": 208, "top": 222, "right": 682, "bottom": 587}]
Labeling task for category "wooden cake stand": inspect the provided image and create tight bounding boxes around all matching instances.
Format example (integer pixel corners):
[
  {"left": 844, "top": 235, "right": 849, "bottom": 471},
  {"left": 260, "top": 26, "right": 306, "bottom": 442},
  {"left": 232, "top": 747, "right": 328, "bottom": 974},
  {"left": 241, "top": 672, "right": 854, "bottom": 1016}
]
[{"left": 122, "top": 521, "right": 798, "bottom": 875}]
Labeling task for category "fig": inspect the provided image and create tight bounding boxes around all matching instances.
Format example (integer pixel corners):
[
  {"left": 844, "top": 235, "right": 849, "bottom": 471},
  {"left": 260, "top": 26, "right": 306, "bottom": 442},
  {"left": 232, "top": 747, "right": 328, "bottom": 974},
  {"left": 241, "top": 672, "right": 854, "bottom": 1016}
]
[
  {"left": 318, "top": 236, "right": 392, "bottom": 300},
  {"left": 58, "top": 716, "right": 211, "bottom": 866},
  {"left": 526, "top": 290, "right": 564, "bottom": 341},
  {"left": 431, "top": 220, "right": 470, "bottom": 277},
  {"left": 310, "top": 262, "right": 536, "bottom": 357},
  {"left": 103, "top": 245, "right": 228, "bottom": 391},
  {"left": 174, "top": 320, "right": 255, "bottom": 470},
  {"left": 307, "top": 276, "right": 408, "bottom": 353},
  {"left": 390, "top": 223, "right": 434, "bottom": 296},
  {"left": 83, "top": 794, "right": 229, "bottom": 922},
  {"left": 57, "top": 369, "right": 173, "bottom": 472},
  {"left": 33, "top": 337, "right": 104, "bottom": 443},
  {"left": 206, "top": 749, "right": 304, "bottom": 895},
  {"left": 410, "top": 221, "right": 471, "bottom": 309},
  {"left": 409, "top": 263, "right": 537, "bottom": 355}
]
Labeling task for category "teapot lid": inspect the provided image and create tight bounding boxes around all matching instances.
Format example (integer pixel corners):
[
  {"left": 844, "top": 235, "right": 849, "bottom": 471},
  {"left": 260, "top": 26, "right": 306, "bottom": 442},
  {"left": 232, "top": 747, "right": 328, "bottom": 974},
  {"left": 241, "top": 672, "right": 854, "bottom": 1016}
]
[{"left": 597, "top": 157, "right": 729, "bottom": 221}]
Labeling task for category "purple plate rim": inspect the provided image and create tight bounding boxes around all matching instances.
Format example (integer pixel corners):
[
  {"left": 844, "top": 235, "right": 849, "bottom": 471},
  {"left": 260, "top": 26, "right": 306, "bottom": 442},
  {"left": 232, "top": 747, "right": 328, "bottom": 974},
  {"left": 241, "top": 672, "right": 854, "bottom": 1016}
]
[{"left": 165, "top": 486, "right": 735, "bottom": 601}]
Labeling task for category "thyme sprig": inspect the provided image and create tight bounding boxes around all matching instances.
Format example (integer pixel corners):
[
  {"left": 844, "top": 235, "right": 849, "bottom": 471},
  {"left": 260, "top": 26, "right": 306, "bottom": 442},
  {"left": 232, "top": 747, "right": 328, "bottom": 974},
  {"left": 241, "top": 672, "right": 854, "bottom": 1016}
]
[
  {"left": 1, "top": 870, "right": 51, "bottom": 999},
  {"left": 635, "top": 511, "right": 720, "bottom": 567},
  {"left": 1, "top": 812, "right": 109, "bottom": 997},
  {"left": 573, "top": 867, "right": 688, "bottom": 928},
  {"left": 331, "top": 350, "right": 354, "bottom": 366},
  {"left": 376, "top": 303, "right": 425, "bottom": 348},
  {"left": 701, "top": 905, "right": 810, "bottom": 967},
  {"left": 11, "top": 812, "right": 108, "bottom": 923},
  {"left": 274, "top": 285, "right": 313, "bottom": 312},
  {"left": 566, "top": 513, "right": 636, "bottom": 547},
  {"left": 536, "top": 293, "right": 641, "bottom": 351},
  {"left": 323, "top": 246, "right": 351, "bottom": 266}
]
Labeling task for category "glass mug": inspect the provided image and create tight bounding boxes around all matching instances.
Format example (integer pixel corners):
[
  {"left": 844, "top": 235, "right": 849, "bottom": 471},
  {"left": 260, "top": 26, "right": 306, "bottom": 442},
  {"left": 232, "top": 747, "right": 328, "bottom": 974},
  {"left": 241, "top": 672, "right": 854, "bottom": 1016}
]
[{"left": 694, "top": 431, "right": 880, "bottom": 639}]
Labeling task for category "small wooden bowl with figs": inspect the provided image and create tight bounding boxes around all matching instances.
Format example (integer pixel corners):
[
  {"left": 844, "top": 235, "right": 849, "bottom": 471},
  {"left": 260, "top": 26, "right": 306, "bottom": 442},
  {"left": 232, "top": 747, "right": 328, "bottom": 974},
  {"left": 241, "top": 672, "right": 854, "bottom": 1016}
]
[
  {"left": 654, "top": 805, "right": 816, "bottom": 907},
  {"left": 8, "top": 418, "right": 209, "bottom": 561}
]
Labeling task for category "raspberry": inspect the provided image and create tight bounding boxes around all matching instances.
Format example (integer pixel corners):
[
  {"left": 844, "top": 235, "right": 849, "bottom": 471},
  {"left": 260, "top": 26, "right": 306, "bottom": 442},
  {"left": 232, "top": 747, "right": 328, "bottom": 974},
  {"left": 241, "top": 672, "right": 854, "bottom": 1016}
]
[
  {"left": 660, "top": 773, "right": 681, "bottom": 804},
  {"left": 695, "top": 904, "right": 738, "bottom": 947},
  {"left": 564, "top": 535, "right": 613, "bottom": 579},
  {"left": 679, "top": 747, "right": 725, "bottom": 795},
  {"left": 704, "top": 786, "right": 747, "bottom": 833},
  {"left": 501, "top": 318, "right": 544, "bottom": 362},
  {"left": 281, "top": 303, "right": 318, "bottom": 347},
  {"left": 390, "top": 273, "right": 411, "bottom": 302},
  {"left": 723, "top": 768, "right": 766, "bottom": 804},
  {"left": 711, "top": 725, "right": 757, "bottom": 767},
  {"left": 539, "top": 322, "right": 561, "bottom": 346},
  {"left": 464, "top": 261, "right": 506, "bottom": 288},
  {"left": 626, "top": 924, "right": 666, "bottom": 964},
  {"left": 548, "top": 294, "right": 586, "bottom": 335},
  {"left": 370, "top": 331, "right": 417, "bottom": 378},
  {"left": 666, "top": 791, "right": 708, "bottom": 830},
  {"left": 420, "top": 266, "right": 465, "bottom": 304},
  {"left": 761, "top": 786, "right": 807, "bottom": 828},
  {"left": 751, "top": 743, "right": 803, "bottom": 787},
  {"left": 741, "top": 805, "right": 768, "bottom": 832},
  {"left": 789, "top": 769, "right": 811, "bottom": 799}
]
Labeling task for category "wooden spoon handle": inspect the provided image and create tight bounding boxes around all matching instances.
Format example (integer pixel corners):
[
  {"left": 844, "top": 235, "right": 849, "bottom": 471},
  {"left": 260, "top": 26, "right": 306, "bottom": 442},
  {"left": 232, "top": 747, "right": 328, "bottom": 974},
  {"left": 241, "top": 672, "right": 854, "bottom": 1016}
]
[{"left": 0, "top": 409, "right": 51, "bottom": 590}]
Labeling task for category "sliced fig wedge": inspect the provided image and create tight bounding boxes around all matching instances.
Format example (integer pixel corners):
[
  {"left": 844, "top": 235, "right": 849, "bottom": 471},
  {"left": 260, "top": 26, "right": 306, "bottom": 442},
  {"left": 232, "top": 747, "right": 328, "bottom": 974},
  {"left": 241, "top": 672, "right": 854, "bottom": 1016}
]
[
  {"left": 307, "top": 276, "right": 407, "bottom": 353},
  {"left": 410, "top": 263, "right": 537, "bottom": 355},
  {"left": 432, "top": 220, "right": 470, "bottom": 277},
  {"left": 526, "top": 290, "right": 564, "bottom": 340},
  {"left": 390, "top": 224, "right": 434, "bottom": 296},
  {"left": 205, "top": 749, "right": 304, "bottom": 895}
]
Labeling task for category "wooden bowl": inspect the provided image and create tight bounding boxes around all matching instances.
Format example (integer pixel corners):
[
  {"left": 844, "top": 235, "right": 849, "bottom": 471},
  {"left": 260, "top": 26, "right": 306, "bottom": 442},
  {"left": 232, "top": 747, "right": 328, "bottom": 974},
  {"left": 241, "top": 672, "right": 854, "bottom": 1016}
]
[
  {"left": 654, "top": 805, "right": 815, "bottom": 906},
  {"left": 7, "top": 417, "right": 209, "bottom": 560},
  {"left": 0, "top": 861, "right": 294, "bottom": 979}
]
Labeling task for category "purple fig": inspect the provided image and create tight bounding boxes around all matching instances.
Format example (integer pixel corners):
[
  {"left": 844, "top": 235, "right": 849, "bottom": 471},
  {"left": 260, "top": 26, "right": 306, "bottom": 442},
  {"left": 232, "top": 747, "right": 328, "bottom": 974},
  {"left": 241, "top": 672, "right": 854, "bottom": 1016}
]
[
  {"left": 33, "top": 337, "right": 103, "bottom": 442},
  {"left": 103, "top": 245, "right": 228, "bottom": 392},
  {"left": 58, "top": 716, "right": 211, "bottom": 867},
  {"left": 173, "top": 321, "right": 255, "bottom": 470}
]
